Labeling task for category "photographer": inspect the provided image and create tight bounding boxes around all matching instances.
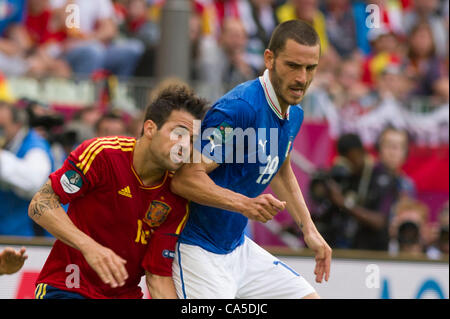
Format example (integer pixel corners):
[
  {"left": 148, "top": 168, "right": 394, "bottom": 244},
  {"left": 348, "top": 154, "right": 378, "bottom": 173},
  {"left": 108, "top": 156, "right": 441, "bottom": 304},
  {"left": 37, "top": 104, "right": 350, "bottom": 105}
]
[
  {"left": 311, "top": 133, "right": 400, "bottom": 251},
  {"left": 0, "top": 100, "right": 54, "bottom": 237},
  {"left": 389, "top": 198, "right": 430, "bottom": 256}
]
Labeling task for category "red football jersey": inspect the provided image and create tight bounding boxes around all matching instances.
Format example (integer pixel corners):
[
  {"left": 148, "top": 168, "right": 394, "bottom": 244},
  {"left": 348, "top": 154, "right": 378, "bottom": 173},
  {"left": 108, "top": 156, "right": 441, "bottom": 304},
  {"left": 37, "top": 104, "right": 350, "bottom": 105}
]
[{"left": 36, "top": 136, "right": 189, "bottom": 299}]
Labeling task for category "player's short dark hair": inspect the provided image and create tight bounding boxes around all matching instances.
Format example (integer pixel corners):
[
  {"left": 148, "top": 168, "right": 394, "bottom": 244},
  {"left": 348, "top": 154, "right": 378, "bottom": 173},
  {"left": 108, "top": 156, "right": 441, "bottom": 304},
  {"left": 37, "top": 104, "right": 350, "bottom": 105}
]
[
  {"left": 337, "top": 133, "right": 364, "bottom": 156},
  {"left": 268, "top": 19, "right": 320, "bottom": 56},
  {"left": 142, "top": 85, "right": 208, "bottom": 135}
]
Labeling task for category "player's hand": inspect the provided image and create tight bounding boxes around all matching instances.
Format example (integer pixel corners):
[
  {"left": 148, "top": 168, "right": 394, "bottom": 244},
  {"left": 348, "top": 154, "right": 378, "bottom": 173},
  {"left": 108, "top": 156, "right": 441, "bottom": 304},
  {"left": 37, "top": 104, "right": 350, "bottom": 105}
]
[
  {"left": 240, "top": 194, "right": 286, "bottom": 223},
  {"left": 303, "top": 231, "right": 332, "bottom": 283},
  {"left": 0, "top": 247, "right": 28, "bottom": 275},
  {"left": 81, "top": 241, "right": 128, "bottom": 288}
]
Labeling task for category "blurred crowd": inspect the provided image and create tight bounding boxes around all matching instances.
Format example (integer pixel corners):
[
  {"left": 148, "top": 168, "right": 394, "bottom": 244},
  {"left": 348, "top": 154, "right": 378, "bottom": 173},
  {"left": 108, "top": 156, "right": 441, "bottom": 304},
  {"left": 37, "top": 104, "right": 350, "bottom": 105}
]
[
  {"left": 0, "top": 0, "right": 448, "bottom": 101},
  {"left": 0, "top": 0, "right": 449, "bottom": 258},
  {"left": 307, "top": 129, "right": 449, "bottom": 259}
]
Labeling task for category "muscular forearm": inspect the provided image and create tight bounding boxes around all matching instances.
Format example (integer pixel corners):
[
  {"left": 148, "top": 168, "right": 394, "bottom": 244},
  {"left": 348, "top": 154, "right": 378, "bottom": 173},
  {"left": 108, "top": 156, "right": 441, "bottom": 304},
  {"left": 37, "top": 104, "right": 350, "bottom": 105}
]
[
  {"left": 270, "top": 161, "right": 317, "bottom": 234},
  {"left": 146, "top": 272, "right": 178, "bottom": 299},
  {"left": 28, "top": 180, "right": 95, "bottom": 251},
  {"left": 171, "top": 164, "right": 248, "bottom": 213}
]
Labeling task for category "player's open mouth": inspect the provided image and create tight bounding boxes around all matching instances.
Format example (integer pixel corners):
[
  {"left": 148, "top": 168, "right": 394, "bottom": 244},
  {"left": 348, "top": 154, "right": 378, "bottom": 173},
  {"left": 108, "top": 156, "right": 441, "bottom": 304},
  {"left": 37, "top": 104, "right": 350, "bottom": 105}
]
[{"left": 289, "top": 88, "right": 304, "bottom": 97}]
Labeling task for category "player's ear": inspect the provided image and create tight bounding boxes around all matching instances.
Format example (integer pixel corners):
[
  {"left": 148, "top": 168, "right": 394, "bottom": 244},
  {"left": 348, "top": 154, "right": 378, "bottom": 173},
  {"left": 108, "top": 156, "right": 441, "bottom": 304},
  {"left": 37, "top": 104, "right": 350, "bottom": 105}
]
[
  {"left": 264, "top": 49, "right": 275, "bottom": 70},
  {"left": 142, "top": 119, "right": 158, "bottom": 139}
]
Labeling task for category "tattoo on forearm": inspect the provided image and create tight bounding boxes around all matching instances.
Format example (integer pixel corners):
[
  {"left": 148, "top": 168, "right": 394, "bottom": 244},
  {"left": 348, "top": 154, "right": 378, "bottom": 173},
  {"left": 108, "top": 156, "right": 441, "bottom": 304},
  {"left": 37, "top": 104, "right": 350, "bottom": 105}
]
[{"left": 29, "top": 181, "right": 61, "bottom": 219}]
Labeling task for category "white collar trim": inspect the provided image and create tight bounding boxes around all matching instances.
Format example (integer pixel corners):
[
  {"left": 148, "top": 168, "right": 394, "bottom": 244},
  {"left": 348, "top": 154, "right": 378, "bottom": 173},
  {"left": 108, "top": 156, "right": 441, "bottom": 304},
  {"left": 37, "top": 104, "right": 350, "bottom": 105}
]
[{"left": 259, "top": 69, "right": 290, "bottom": 120}]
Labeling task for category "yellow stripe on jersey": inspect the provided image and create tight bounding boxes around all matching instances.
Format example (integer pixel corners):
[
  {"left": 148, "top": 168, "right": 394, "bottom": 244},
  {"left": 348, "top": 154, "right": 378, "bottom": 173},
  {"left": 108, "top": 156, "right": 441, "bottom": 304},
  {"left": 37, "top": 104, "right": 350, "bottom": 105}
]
[
  {"left": 78, "top": 141, "right": 135, "bottom": 172},
  {"left": 78, "top": 137, "right": 135, "bottom": 163},
  {"left": 77, "top": 137, "right": 135, "bottom": 170},
  {"left": 76, "top": 138, "right": 135, "bottom": 174},
  {"left": 81, "top": 144, "right": 134, "bottom": 175},
  {"left": 175, "top": 203, "right": 190, "bottom": 235}
]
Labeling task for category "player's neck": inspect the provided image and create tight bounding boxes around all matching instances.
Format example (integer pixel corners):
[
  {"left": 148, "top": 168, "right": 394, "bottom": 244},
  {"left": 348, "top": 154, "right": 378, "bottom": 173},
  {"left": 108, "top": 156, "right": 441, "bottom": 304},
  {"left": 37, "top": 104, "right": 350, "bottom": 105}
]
[
  {"left": 267, "top": 70, "right": 289, "bottom": 117},
  {"left": 133, "top": 139, "right": 166, "bottom": 187}
]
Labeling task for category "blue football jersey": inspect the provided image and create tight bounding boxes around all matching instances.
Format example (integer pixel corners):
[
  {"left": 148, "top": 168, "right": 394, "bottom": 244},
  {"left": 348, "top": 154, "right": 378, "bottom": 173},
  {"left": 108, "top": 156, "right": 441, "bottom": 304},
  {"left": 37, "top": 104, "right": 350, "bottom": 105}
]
[{"left": 179, "top": 72, "right": 304, "bottom": 254}]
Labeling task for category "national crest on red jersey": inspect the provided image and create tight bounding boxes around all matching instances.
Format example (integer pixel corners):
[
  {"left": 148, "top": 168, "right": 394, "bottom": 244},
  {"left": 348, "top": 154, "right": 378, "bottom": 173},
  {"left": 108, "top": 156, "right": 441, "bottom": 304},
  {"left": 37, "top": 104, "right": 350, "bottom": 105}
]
[{"left": 143, "top": 200, "right": 171, "bottom": 227}]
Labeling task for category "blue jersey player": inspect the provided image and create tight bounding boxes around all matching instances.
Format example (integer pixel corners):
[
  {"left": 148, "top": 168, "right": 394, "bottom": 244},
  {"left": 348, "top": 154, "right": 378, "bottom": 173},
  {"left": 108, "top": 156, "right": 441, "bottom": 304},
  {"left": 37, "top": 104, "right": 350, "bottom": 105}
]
[{"left": 171, "top": 20, "right": 332, "bottom": 299}]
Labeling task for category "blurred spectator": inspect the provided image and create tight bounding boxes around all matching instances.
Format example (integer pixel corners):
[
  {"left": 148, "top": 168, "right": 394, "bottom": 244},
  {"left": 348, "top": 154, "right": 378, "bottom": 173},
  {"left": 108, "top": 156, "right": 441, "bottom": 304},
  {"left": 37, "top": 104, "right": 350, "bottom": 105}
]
[
  {"left": 276, "top": 0, "right": 329, "bottom": 54},
  {"left": 65, "top": 106, "right": 102, "bottom": 144},
  {"left": 375, "top": 126, "right": 416, "bottom": 198},
  {"left": 320, "top": 133, "right": 401, "bottom": 250},
  {"left": 389, "top": 197, "right": 430, "bottom": 256},
  {"left": 362, "top": 26, "right": 403, "bottom": 87},
  {"left": 95, "top": 110, "right": 127, "bottom": 137},
  {"left": 51, "top": 0, "right": 144, "bottom": 78},
  {"left": 238, "top": 0, "right": 279, "bottom": 72},
  {"left": 0, "top": 101, "right": 53, "bottom": 236},
  {"left": 24, "top": 0, "right": 72, "bottom": 78},
  {"left": 404, "top": 22, "right": 444, "bottom": 98},
  {"left": 116, "top": 0, "right": 161, "bottom": 78},
  {"left": 0, "top": 0, "right": 28, "bottom": 75},
  {"left": 426, "top": 201, "right": 449, "bottom": 259},
  {"left": 194, "top": 0, "right": 242, "bottom": 39},
  {"left": 323, "top": 0, "right": 358, "bottom": 58},
  {"left": 116, "top": 0, "right": 160, "bottom": 47},
  {"left": 0, "top": 0, "right": 44, "bottom": 76},
  {"left": 330, "top": 58, "right": 376, "bottom": 115},
  {"left": 196, "top": 17, "right": 256, "bottom": 101},
  {"left": 127, "top": 109, "right": 144, "bottom": 138},
  {"left": 403, "top": 0, "right": 448, "bottom": 58},
  {"left": 376, "top": 61, "right": 414, "bottom": 104}
]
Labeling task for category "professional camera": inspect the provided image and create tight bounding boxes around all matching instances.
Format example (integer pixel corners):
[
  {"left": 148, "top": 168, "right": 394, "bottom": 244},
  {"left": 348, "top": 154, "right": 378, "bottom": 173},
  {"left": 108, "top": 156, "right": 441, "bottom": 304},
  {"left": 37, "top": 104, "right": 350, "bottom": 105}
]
[
  {"left": 308, "top": 161, "right": 353, "bottom": 204},
  {"left": 17, "top": 98, "right": 64, "bottom": 131},
  {"left": 397, "top": 221, "right": 420, "bottom": 247},
  {"left": 308, "top": 161, "right": 358, "bottom": 248}
]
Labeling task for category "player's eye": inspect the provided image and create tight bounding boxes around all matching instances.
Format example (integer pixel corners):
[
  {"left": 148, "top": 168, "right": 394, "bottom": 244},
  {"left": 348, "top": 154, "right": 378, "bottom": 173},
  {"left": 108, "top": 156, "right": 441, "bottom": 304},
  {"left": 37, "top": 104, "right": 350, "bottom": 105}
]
[{"left": 287, "top": 62, "right": 298, "bottom": 69}]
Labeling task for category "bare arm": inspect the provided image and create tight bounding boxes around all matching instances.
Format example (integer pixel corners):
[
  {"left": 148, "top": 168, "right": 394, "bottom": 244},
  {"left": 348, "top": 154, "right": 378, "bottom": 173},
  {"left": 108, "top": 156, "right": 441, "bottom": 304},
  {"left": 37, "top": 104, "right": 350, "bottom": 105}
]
[
  {"left": 28, "top": 179, "right": 94, "bottom": 250},
  {"left": 270, "top": 154, "right": 316, "bottom": 232},
  {"left": 170, "top": 151, "right": 286, "bottom": 223},
  {"left": 270, "top": 154, "right": 332, "bottom": 283},
  {"left": 28, "top": 179, "right": 128, "bottom": 288},
  {"left": 145, "top": 272, "right": 178, "bottom": 299}
]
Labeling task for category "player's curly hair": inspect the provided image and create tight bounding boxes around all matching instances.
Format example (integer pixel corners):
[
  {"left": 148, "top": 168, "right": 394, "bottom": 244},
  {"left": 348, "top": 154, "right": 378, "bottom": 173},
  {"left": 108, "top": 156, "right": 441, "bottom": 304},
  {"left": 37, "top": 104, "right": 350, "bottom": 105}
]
[{"left": 141, "top": 85, "right": 208, "bottom": 135}]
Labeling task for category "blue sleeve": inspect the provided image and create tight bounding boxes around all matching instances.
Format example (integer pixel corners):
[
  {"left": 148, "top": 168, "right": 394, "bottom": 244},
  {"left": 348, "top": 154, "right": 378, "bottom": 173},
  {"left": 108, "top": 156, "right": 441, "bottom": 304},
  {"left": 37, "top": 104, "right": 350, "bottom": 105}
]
[{"left": 194, "top": 98, "right": 255, "bottom": 164}]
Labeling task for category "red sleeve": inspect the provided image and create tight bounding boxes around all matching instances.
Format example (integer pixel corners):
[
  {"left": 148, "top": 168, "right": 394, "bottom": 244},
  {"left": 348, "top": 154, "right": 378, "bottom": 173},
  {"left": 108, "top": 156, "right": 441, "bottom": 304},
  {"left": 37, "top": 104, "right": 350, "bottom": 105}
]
[
  {"left": 49, "top": 138, "right": 105, "bottom": 204},
  {"left": 141, "top": 199, "right": 189, "bottom": 276}
]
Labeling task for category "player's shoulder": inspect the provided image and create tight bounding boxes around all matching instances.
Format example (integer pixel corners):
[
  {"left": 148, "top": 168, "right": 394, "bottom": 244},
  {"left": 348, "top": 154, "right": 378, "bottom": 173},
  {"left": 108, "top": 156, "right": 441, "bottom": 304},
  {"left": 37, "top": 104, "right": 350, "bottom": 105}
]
[
  {"left": 75, "top": 136, "right": 136, "bottom": 155},
  {"left": 289, "top": 104, "right": 304, "bottom": 120},
  {"left": 210, "top": 78, "right": 262, "bottom": 121},
  {"left": 70, "top": 136, "right": 136, "bottom": 173}
]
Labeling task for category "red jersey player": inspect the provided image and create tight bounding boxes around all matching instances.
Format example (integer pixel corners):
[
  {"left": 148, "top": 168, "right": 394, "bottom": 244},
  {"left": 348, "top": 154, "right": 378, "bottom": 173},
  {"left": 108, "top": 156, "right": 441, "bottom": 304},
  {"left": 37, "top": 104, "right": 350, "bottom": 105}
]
[{"left": 28, "top": 86, "right": 207, "bottom": 299}]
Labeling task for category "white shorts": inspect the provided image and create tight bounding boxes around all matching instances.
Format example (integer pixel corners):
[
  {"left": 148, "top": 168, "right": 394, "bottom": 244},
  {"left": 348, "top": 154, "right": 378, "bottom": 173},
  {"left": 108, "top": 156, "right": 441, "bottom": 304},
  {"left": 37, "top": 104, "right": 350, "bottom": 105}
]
[{"left": 172, "top": 236, "right": 316, "bottom": 299}]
